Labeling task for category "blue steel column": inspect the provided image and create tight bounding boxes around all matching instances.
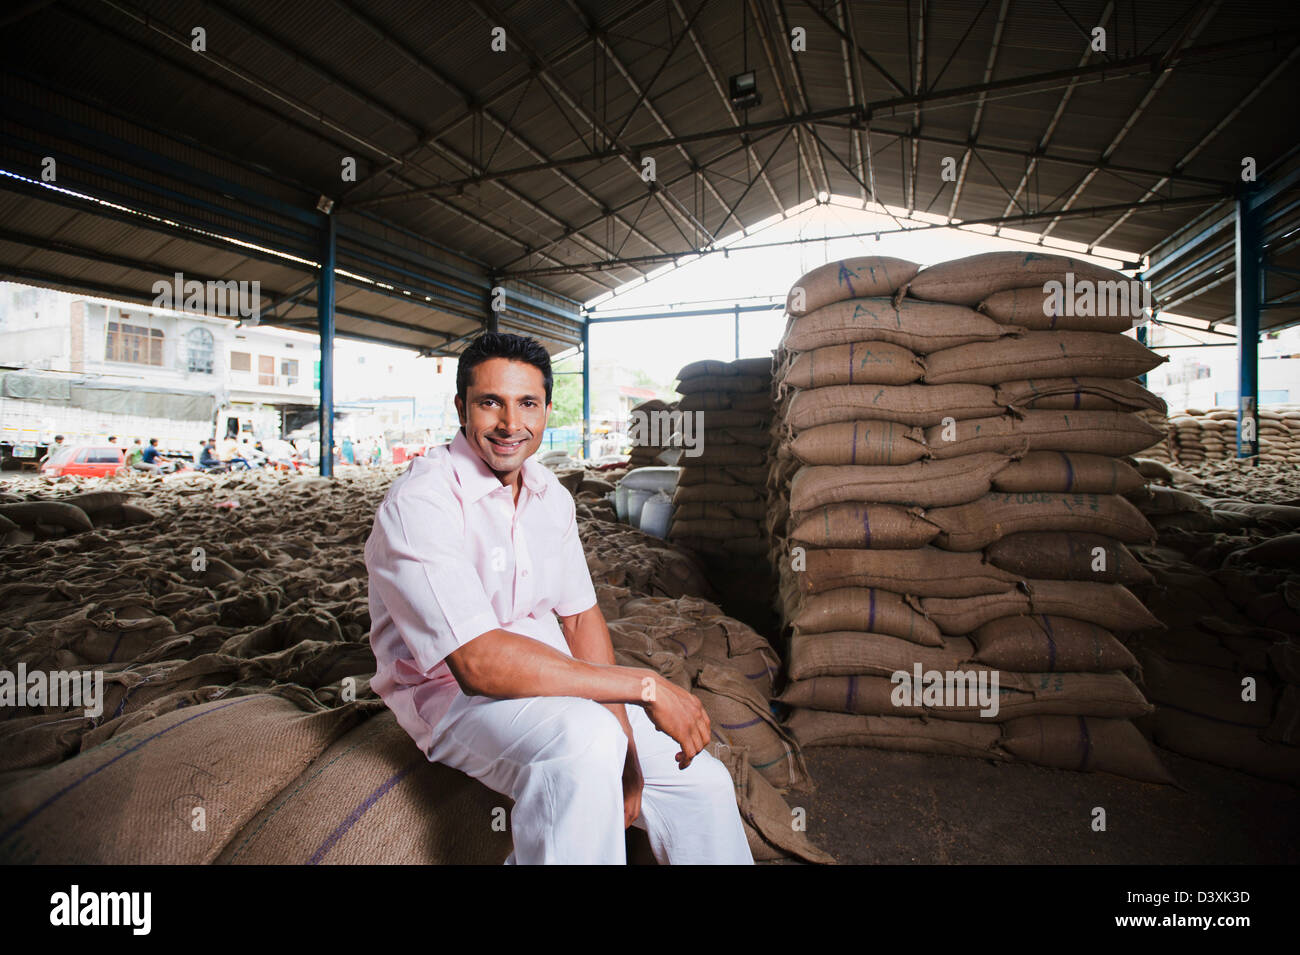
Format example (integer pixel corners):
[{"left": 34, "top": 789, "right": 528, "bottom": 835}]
[
  {"left": 1235, "top": 191, "right": 1260, "bottom": 460},
  {"left": 318, "top": 212, "right": 336, "bottom": 477},
  {"left": 734, "top": 304, "right": 740, "bottom": 359},
  {"left": 581, "top": 318, "right": 590, "bottom": 460},
  {"left": 1135, "top": 267, "right": 1149, "bottom": 388}
]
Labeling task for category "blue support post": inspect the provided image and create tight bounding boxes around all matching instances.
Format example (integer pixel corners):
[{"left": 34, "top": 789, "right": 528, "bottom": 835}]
[
  {"left": 581, "top": 318, "right": 591, "bottom": 460},
  {"left": 318, "top": 211, "right": 336, "bottom": 477},
  {"left": 1235, "top": 191, "right": 1260, "bottom": 460},
  {"left": 734, "top": 304, "right": 740, "bottom": 359},
  {"left": 1135, "top": 267, "right": 1148, "bottom": 388}
]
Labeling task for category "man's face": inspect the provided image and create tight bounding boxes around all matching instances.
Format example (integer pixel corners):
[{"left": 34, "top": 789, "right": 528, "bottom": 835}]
[{"left": 455, "top": 357, "right": 550, "bottom": 481}]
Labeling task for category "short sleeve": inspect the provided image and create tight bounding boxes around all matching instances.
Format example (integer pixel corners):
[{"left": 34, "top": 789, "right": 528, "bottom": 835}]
[
  {"left": 365, "top": 487, "right": 502, "bottom": 673},
  {"left": 552, "top": 491, "right": 598, "bottom": 617}
]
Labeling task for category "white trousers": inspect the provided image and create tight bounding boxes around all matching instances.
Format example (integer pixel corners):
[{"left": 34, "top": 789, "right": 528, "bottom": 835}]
[{"left": 426, "top": 693, "right": 754, "bottom": 865}]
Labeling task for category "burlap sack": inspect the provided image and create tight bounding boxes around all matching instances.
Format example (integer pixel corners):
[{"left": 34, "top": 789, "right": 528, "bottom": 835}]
[
  {"left": 786, "top": 383, "right": 1003, "bottom": 430},
  {"left": 780, "top": 341, "right": 925, "bottom": 392},
  {"left": 668, "top": 518, "right": 763, "bottom": 540},
  {"left": 989, "top": 451, "right": 1147, "bottom": 494},
  {"left": 673, "top": 484, "right": 762, "bottom": 504},
  {"left": 978, "top": 287, "right": 1139, "bottom": 332},
  {"left": 0, "top": 694, "right": 372, "bottom": 864},
  {"left": 788, "top": 502, "right": 941, "bottom": 549},
  {"left": 924, "top": 411, "right": 1166, "bottom": 460},
  {"left": 676, "top": 374, "right": 768, "bottom": 395},
  {"left": 788, "top": 420, "right": 928, "bottom": 466},
  {"left": 787, "top": 633, "right": 976, "bottom": 680},
  {"left": 907, "top": 250, "right": 1131, "bottom": 306},
  {"left": 215, "top": 711, "right": 511, "bottom": 864},
  {"left": 926, "top": 491, "right": 1157, "bottom": 550},
  {"left": 677, "top": 391, "right": 772, "bottom": 412},
  {"left": 784, "top": 710, "right": 1007, "bottom": 759},
  {"left": 1143, "top": 707, "right": 1300, "bottom": 784},
  {"left": 789, "top": 453, "right": 1014, "bottom": 512},
  {"left": 688, "top": 443, "right": 767, "bottom": 467},
  {"left": 780, "top": 670, "right": 1151, "bottom": 721},
  {"left": 693, "top": 663, "right": 810, "bottom": 792},
  {"left": 674, "top": 499, "right": 767, "bottom": 521},
  {"left": 707, "top": 742, "right": 835, "bottom": 864},
  {"left": 970, "top": 615, "right": 1137, "bottom": 671},
  {"left": 916, "top": 580, "right": 1162, "bottom": 633},
  {"left": 983, "top": 532, "right": 1153, "bottom": 586},
  {"left": 923, "top": 331, "right": 1165, "bottom": 385},
  {"left": 996, "top": 377, "right": 1167, "bottom": 413},
  {"left": 797, "top": 547, "right": 1024, "bottom": 597},
  {"left": 786, "top": 299, "right": 1023, "bottom": 354},
  {"left": 788, "top": 587, "right": 944, "bottom": 646},
  {"left": 1137, "top": 651, "right": 1273, "bottom": 728},
  {"left": 1000, "top": 715, "right": 1174, "bottom": 784},
  {"left": 676, "top": 465, "right": 769, "bottom": 486},
  {"left": 786, "top": 256, "right": 920, "bottom": 315}
]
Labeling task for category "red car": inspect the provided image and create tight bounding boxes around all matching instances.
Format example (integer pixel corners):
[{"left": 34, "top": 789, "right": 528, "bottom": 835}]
[{"left": 40, "top": 445, "right": 127, "bottom": 478}]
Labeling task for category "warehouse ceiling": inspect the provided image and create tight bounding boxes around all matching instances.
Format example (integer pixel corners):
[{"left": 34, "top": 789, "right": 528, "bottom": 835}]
[{"left": 1, "top": 0, "right": 1299, "bottom": 350}]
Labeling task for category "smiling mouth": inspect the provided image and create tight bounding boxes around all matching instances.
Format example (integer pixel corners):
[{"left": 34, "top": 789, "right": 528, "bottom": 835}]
[{"left": 486, "top": 436, "right": 526, "bottom": 453}]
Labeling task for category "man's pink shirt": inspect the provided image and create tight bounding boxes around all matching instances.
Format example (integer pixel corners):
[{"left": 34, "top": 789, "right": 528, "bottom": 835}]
[{"left": 364, "top": 429, "right": 598, "bottom": 756}]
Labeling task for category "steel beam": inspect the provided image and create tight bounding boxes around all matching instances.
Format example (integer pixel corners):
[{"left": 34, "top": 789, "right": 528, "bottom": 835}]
[
  {"left": 1039, "top": 0, "right": 1220, "bottom": 242},
  {"left": 948, "top": 0, "right": 1009, "bottom": 222},
  {"left": 1088, "top": 40, "right": 1300, "bottom": 252},
  {"left": 581, "top": 320, "right": 591, "bottom": 459},
  {"left": 318, "top": 213, "right": 337, "bottom": 477},
  {"left": 1236, "top": 191, "right": 1260, "bottom": 459},
  {"left": 507, "top": 192, "right": 1222, "bottom": 278}
]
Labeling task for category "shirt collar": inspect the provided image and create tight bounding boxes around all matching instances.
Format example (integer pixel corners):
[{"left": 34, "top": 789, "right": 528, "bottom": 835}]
[{"left": 450, "top": 427, "right": 549, "bottom": 503}]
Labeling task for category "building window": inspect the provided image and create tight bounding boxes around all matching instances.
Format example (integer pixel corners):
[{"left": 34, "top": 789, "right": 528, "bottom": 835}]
[
  {"left": 186, "top": 327, "right": 215, "bottom": 374},
  {"left": 259, "top": 354, "right": 275, "bottom": 386},
  {"left": 281, "top": 359, "right": 299, "bottom": 386},
  {"left": 231, "top": 350, "right": 251, "bottom": 372},
  {"left": 106, "top": 316, "right": 163, "bottom": 365}
]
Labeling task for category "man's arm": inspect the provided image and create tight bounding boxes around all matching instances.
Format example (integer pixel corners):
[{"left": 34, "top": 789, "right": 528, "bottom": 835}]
[{"left": 443, "top": 627, "right": 710, "bottom": 768}]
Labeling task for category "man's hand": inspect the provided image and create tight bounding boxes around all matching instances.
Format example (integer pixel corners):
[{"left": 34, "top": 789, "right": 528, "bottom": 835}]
[
  {"left": 621, "top": 743, "right": 644, "bottom": 829},
  {"left": 641, "top": 674, "right": 711, "bottom": 769}
]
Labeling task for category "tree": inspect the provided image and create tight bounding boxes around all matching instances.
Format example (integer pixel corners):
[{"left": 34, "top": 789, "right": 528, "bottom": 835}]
[{"left": 549, "top": 356, "right": 583, "bottom": 428}]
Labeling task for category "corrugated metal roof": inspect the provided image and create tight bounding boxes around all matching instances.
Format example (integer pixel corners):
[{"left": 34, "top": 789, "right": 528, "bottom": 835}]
[{"left": 1, "top": 0, "right": 1297, "bottom": 343}]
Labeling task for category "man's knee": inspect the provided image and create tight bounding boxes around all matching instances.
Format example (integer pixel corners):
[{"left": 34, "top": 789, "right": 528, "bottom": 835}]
[
  {"left": 542, "top": 698, "right": 627, "bottom": 768},
  {"left": 685, "top": 750, "right": 740, "bottom": 806}
]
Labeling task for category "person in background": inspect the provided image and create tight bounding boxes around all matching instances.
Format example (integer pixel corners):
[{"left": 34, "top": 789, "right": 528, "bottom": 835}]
[
  {"left": 127, "top": 438, "right": 146, "bottom": 471},
  {"left": 137, "top": 438, "right": 167, "bottom": 474},
  {"left": 107, "top": 435, "right": 117, "bottom": 446},
  {"left": 198, "top": 438, "right": 223, "bottom": 472},
  {"left": 40, "top": 434, "right": 65, "bottom": 464},
  {"left": 342, "top": 436, "right": 355, "bottom": 466},
  {"left": 220, "top": 434, "right": 250, "bottom": 469}
]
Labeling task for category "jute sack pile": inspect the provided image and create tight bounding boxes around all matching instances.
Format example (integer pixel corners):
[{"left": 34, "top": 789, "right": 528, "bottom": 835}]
[
  {"left": 626, "top": 397, "right": 682, "bottom": 470},
  {"left": 1163, "top": 406, "right": 1300, "bottom": 466},
  {"left": 668, "top": 356, "right": 779, "bottom": 630},
  {"left": 767, "top": 252, "right": 1171, "bottom": 782}
]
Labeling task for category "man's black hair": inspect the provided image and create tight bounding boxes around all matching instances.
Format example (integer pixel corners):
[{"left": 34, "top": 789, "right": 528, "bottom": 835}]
[{"left": 456, "top": 332, "right": 553, "bottom": 407}]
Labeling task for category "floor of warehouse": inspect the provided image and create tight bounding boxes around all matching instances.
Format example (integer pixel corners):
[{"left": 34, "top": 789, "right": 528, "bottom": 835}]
[{"left": 779, "top": 746, "right": 1299, "bottom": 865}]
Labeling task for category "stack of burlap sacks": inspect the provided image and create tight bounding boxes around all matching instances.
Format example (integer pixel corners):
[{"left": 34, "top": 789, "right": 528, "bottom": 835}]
[
  {"left": 666, "top": 357, "right": 779, "bottom": 627},
  {"left": 767, "top": 251, "right": 1179, "bottom": 783},
  {"left": 626, "top": 397, "right": 682, "bottom": 471},
  {"left": 1167, "top": 407, "right": 1300, "bottom": 466}
]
